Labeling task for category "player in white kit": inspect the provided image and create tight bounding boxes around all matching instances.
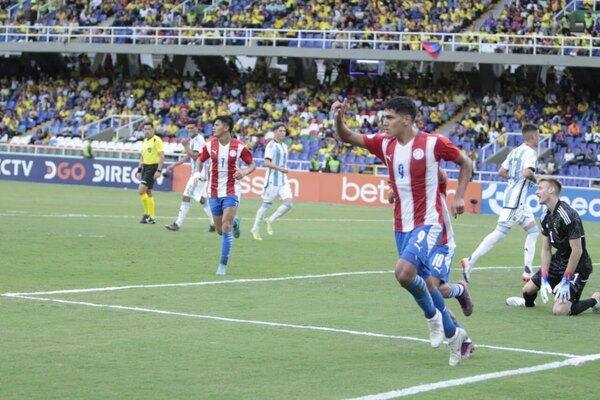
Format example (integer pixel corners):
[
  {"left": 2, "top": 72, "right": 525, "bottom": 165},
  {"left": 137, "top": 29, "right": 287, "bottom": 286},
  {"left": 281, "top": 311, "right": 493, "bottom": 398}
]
[
  {"left": 164, "top": 120, "right": 215, "bottom": 232},
  {"left": 462, "top": 123, "right": 540, "bottom": 282},
  {"left": 251, "top": 124, "right": 294, "bottom": 240}
]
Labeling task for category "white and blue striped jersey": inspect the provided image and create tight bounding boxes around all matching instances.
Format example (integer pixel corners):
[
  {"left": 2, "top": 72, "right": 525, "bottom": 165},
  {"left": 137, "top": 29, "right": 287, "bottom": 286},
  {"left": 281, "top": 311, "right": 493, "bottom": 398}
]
[
  {"left": 264, "top": 139, "right": 288, "bottom": 187},
  {"left": 500, "top": 143, "right": 537, "bottom": 209},
  {"left": 190, "top": 134, "right": 208, "bottom": 180}
]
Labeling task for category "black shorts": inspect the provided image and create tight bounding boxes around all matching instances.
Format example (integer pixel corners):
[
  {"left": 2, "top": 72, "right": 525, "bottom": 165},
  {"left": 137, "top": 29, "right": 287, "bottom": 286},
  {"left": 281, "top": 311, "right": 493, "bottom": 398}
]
[
  {"left": 141, "top": 164, "right": 159, "bottom": 189},
  {"left": 531, "top": 263, "right": 590, "bottom": 303}
]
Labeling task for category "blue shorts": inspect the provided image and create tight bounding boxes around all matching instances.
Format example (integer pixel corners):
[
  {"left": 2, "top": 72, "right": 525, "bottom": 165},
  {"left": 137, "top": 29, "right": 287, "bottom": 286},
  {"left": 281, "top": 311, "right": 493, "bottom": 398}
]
[
  {"left": 209, "top": 195, "right": 239, "bottom": 216},
  {"left": 394, "top": 225, "right": 443, "bottom": 278},
  {"left": 428, "top": 244, "right": 454, "bottom": 283}
]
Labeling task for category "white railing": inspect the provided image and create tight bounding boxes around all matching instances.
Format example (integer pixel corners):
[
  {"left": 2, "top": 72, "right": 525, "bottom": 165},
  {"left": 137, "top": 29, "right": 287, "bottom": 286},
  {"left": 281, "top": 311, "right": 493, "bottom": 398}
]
[
  {"left": 1, "top": 25, "right": 599, "bottom": 57},
  {"left": 479, "top": 132, "right": 553, "bottom": 162},
  {"left": 78, "top": 114, "right": 145, "bottom": 140}
]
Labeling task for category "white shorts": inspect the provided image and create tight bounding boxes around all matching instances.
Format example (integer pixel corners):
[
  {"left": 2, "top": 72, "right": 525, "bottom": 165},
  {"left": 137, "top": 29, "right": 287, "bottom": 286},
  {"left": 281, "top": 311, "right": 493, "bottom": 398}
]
[
  {"left": 262, "top": 184, "right": 293, "bottom": 203},
  {"left": 183, "top": 176, "right": 208, "bottom": 202},
  {"left": 497, "top": 207, "right": 535, "bottom": 230}
]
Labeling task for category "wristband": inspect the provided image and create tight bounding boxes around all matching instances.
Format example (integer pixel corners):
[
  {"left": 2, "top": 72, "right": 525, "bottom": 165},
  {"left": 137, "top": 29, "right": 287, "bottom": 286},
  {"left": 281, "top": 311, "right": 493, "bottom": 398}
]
[
  {"left": 563, "top": 271, "right": 573, "bottom": 280},
  {"left": 541, "top": 270, "right": 548, "bottom": 278}
]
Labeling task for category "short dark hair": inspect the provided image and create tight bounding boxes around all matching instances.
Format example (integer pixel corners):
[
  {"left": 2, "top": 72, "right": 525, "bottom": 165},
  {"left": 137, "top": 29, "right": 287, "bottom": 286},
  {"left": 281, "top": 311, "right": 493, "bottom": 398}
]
[
  {"left": 274, "top": 123, "right": 288, "bottom": 133},
  {"left": 143, "top": 121, "right": 153, "bottom": 128},
  {"left": 539, "top": 177, "right": 562, "bottom": 194},
  {"left": 382, "top": 96, "right": 417, "bottom": 121},
  {"left": 214, "top": 115, "right": 234, "bottom": 133},
  {"left": 522, "top": 123, "right": 538, "bottom": 136},
  {"left": 186, "top": 119, "right": 197, "bottom": 127}
]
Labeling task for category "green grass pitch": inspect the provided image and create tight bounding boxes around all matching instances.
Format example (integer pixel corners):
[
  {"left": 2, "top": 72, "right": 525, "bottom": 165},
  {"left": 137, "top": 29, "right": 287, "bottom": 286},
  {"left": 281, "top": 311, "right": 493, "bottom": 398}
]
[{"left": 1, "top": 180, "right": 599, "bottom": 399}]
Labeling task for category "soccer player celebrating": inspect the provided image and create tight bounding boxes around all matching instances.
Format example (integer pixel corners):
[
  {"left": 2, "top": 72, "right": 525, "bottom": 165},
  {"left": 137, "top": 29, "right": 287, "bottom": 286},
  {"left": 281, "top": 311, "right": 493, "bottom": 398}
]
[
  {"left": 164, "top": 120, "right": 215, "bottom": 232},
  {"left": 251, "top": 124, "right": 294, "bottom": 240},
  {"left": 332, "top": 96, "right": 473, "bottom": 366},
  {"left": 135, "top": 122, "right": 164, "bottom": 224},
  {"left": 462, "top": 124, "right": 540, "bottom": 282},
  {"left": 506, "top": 178, "right": 600, "bottom": 315},
  {"left": 195, "top": 116, "right": 256, "bottom": 275}
]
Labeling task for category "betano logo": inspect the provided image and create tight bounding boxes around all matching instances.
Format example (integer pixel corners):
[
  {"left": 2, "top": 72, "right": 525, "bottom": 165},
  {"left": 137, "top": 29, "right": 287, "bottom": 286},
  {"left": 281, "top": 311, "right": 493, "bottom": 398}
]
[
  {"left": 342, "top": 176, "right": 389, "bottom": 204},
  {"left": 482, "top": 183, "right": 600, "bottom": 218},
  {"left": 44, "top": 161, "right": 86, "bottom": 181}
]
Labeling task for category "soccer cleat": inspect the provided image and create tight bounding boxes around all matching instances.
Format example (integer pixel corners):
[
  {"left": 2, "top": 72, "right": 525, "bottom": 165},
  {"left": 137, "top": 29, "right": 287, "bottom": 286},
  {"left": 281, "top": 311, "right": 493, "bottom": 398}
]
[
  {"left": 265, "top": 219, "right": 273, "bottom": 235},
  {"left": 216, "top": 264, "right": 227, "bottom": 275},
  {"left": 251, "top": 230, "right": 263, "bottom": 241},
  {"left": 592, "top": 292, "right": 600, "bottom": 313},
  {"left": 207, "top": 224, "right": 216, "bottom": 233},
  {"left": 506, "top": 296, "right": 526, "bottom": 307},
  {"left": 448, "top": 327, "right": 468, "bottom": 366},
  {"left": 145, "top": 217, "right": 156, "bottom": 224},
  {"left": 461, "top": 340, "right": 475, "bottom": 360},
  {"left": 139, "top": 214, "right": 150, "bottom": 224},
  {"left": 461, "top": 258, "right": 473, "bottom": 283},
  {"left": 232, "top": 216, "right": 241, "bottom": 238},
  {"left": 456, "top": 280, "right": 474, "bottom": 317},
  {"left": 165, "top": 222, "right": 180, "bottom": 231},
  {"left": 522, "top": 265, "right": 533, "bottom": 282},
  {"left": 426, "top": 310, "right": 444, "bottom": 348}
]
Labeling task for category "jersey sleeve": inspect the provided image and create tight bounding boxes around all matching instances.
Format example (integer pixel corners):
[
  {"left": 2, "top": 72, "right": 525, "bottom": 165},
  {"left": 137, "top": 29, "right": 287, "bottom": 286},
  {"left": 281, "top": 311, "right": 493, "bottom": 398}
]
[
  {"left": 240, "top": 145, "right": 254, "bottom": 165},
  {"left": 565, "top": 213, "right": 585, "bottom": 241},
  {"left": 362, "top": 133, "right": 386, "bottom": 163},
  {"left": 433, "top": 134, "right": 461, "bottom": 162},
  {"left": 500, "top": 155, "right": 510, "bottom": 171},
  {"left": 155, "top": 137, "right": 164, "bottom": 153},
  {"left": 523, "top": 147, "right": 537, "bottom": 172},
  {"left": 199, "top": 143, "right": 210, "bottom": 162},
  {"left": 264, "top": 141, "right": 274, "bottom": 161}
]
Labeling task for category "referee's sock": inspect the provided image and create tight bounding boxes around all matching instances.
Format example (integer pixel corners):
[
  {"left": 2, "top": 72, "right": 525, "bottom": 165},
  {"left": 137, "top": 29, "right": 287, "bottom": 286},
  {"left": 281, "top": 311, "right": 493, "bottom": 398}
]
[
  {"left": 140, "top": 193, "right": 149, "bottom": 215},
  {"left": 147, "top": 196, "right": 155, "bottom": 219}
]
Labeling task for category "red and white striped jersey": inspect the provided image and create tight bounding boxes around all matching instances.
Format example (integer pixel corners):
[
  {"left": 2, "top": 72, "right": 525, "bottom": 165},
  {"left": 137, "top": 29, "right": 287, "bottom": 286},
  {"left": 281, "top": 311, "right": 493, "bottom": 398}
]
[
  {"left": 199, "top": 137, "right": 254, "bottom": 198},
  {"left": 363, "top": 133, "right": 460, "bottom": 232}
]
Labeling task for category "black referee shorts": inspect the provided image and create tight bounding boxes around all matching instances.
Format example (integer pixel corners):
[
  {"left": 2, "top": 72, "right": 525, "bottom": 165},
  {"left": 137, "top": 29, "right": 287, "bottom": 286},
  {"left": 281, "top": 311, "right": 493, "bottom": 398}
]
[{"left": 141, "top": 164, "right": 159, "bottom": 189}]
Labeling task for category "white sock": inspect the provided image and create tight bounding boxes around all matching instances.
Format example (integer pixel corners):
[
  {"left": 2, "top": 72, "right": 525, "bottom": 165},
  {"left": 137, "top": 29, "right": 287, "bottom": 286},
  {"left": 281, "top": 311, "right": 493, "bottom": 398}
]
[
  {"left": 470, "top": 229, "right": 506, "bottom": 265},
  {"left": 267, "top": 203, "right": 293, "bottom": 223},
  {"left": 176, "top": 201, "right": 191, "bottom": 227},
  {"left": 524, "top": 229, "right": 539, "bottom": 271},
  {"left": 252, "top": 204, "right": 271, "bottom": 232},
  {"left": 201, "top": 201, "right": 214, "bottom": 226}
]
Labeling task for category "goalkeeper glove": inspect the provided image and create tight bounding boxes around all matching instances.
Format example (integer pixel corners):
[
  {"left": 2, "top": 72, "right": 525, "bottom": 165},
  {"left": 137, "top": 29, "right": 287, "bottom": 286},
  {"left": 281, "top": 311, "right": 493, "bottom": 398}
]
[
  {"left": 553, "top": 272, "right": 572, "bottom": 304},
  {"left": 539, "top": 272, "right": 552, "bottom": 304}
]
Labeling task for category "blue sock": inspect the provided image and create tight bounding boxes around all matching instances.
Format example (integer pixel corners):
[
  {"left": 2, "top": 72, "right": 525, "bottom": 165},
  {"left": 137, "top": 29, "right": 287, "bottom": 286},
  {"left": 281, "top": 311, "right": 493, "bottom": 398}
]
[
  {"left": 405, "top": 275, "right": 436, "bottom": 319},
  {"left": 220, "top": 232, "right": 233, "bottom": 265},
  {"left": 447, "top": 283, "right": 464, "bottom": 298},
  {"left": 431, "top": 287, "right": 457, "bottom": 338}
]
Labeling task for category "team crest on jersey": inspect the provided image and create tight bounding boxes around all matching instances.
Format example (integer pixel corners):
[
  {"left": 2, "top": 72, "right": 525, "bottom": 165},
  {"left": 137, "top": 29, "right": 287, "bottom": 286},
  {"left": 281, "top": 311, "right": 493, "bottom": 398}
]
[
  {"left": 412, "top": 148, "right": 424, "bottom": 160},
  {"left": 229, "top": 150, "right": 237, "bottom": 157}
]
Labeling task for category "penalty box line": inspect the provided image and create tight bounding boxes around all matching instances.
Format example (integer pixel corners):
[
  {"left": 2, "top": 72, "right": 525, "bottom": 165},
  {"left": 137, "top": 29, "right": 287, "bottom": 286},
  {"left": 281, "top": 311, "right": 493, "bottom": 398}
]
[
  {"left": 5, "top": 292, "right": 577, "bottom": 359},
  {"left": 345, "top": 353, "right": 600, "bottom": 400}
]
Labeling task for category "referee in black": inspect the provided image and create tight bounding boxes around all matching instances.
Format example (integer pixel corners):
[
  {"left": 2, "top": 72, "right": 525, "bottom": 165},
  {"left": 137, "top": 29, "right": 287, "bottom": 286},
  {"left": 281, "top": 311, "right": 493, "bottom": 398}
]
[{"left": 506, "top": 178, "right": 600, "bottom": 315}]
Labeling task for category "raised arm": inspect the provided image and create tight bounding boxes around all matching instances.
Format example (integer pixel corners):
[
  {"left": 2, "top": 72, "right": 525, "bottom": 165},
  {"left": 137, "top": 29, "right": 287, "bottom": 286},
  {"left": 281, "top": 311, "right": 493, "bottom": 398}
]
[{"left": 331, "top": 99, "right": 366, "bottom": 148}]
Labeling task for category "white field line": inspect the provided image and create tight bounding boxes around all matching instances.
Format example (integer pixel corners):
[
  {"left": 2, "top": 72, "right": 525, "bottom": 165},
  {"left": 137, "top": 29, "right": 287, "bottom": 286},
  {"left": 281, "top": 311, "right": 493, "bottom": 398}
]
[
  {"left": 5, "top": 294, "right": 578, "bottom": 359},
  {"left": 345, "top": 353, "right": 600, "bottom": 400}
]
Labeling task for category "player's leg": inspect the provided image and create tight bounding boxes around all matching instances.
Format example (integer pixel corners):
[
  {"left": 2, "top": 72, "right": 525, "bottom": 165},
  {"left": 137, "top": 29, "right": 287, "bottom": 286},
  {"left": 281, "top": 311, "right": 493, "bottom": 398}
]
[
  {"left": 558, "top": 272, "right": 597, "bottom": 316},
  {"left": 430, "top": 245, "right": 473, "bottom": 316},
  {"left": 461, "top": 216, "right": 511, "bottom": 281},
  {"left": 252, "top": 186, "right": 275, "bottom": 239},
  {"left": 215, "top": 196, "right": 239, "bottom": 275},
  {"left": 199, "top": 197, "right": 215, "bottom": 232},
  {"left": 265, "top": 185, "right": 293, "bottom": 234},
  {"left": 138, "top": 182, "right": 150, "bottom": 223},
  {"left": 520, "top": 217, "right": 539, "bottom": 281},
  {"left": 146, "top": 188, "right": 156, "bottom": 223},
  {"left": 209, "top": 197, "right": 224, "bottom": 235},
  {"left": 395, "top": 227, "right": 444, "bottom": 348},
  {"left": 506, "top": 271, "right": 543, "bottom": 307}
]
